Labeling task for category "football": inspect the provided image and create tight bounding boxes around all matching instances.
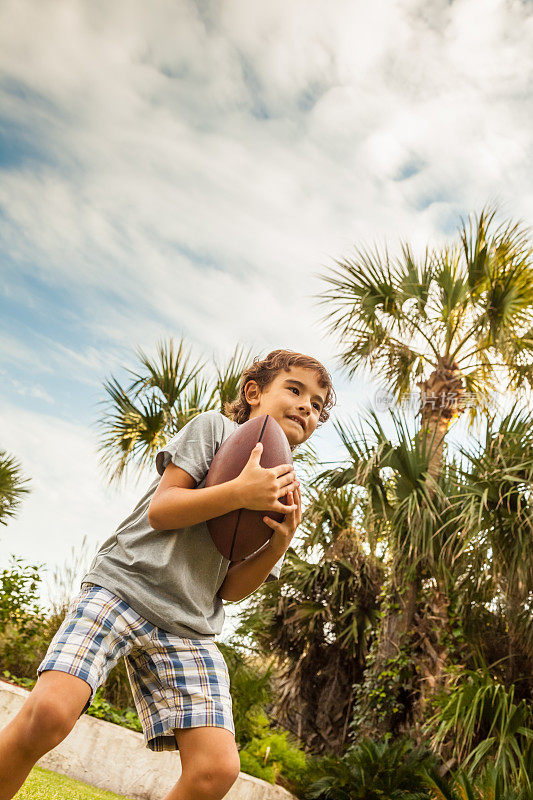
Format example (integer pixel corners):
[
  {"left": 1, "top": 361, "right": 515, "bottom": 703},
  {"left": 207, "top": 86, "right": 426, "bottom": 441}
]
[{"left": 205, "top": 414, "right": 293, "bottom": 561}]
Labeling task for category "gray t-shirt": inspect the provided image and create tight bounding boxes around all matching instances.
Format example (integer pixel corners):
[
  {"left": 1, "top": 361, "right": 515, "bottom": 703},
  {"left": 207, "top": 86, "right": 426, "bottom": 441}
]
[{"left": 82, "top": 410, "right": 285, "bottom": 639}]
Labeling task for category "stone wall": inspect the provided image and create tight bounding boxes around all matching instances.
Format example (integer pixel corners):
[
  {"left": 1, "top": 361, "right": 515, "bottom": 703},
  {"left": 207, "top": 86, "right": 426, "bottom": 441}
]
[{"left": 0, "top": 681, "right": 297, "bottom": 800}]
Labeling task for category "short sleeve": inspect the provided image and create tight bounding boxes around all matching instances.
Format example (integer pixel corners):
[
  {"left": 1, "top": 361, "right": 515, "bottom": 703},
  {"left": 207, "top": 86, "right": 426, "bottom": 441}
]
[{"left": 155, "top": 411, "right": 225, "bottom": 484}]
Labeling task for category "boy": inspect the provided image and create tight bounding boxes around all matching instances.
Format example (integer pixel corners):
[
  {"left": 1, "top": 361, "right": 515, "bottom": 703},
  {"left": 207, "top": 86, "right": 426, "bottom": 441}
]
[{"left": 0, "top": 349, "right": 335, "bottom": 800}]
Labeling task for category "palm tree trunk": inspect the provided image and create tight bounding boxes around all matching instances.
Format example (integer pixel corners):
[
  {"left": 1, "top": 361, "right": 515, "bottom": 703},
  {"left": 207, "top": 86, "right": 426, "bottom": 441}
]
[
  {"left": 359, "top": 359, "right": 465, "bottom": 737},
  {"left": 375, "top": 573, "right": 420, "bottom": 665},
  {"left": 418, "top": 357, "right": 464, "bottom": 483},
  {"left": 411, "top": 583, "right": 452, "bottom": 734}
]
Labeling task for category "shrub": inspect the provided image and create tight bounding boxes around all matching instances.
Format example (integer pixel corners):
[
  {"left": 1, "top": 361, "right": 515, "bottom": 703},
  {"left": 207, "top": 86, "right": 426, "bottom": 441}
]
[
  {"left": 426, "top": 664, "right": 533, "bottom": 795},
  {"left": 239, "top": 728, "right": 308, "bottom": 793},
  {"left": 0, "top": 557, "right": 50, "bottom": 677},
  {"left": 217, "top": 639, "right": 276, "bottom": 748},
  {"left": 303, "top": 737, "right": 437, "bottom": 800}
]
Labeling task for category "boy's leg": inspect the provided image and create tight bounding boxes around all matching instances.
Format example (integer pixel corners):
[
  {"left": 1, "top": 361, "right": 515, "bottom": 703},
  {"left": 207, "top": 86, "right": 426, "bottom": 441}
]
[
  {"left": 162, "top": 726, "right": 240, "bottom": 800},
  {"left": 0, "top": 670, "right": 91, "bottom": 800},
  {"left": 126, "top": 634, "right": 239, "bottom": 797}
]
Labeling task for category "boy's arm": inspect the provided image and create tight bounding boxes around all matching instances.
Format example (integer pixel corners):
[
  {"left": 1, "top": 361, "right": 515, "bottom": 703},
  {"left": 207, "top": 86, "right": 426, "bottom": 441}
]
[
  {"left": 147, "top": 462, "right": 243, "bottom": 530},
  {"left": 148, "top": 444, "right": 297, "bottom": 531},
  {"left": 216, "top": 539, "right": 285, "bottom": 602},
  {"left": 217, "top": 486, "right": 301, "bottom": 602}
]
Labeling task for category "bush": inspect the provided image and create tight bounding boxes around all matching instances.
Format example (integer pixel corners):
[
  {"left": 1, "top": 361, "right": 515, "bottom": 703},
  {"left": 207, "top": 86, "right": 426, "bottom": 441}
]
[
  {"left": 239, "top": 728, "right": 308, "bottom": 793},
  {"left": 302, "top": 737, "right": 438, "bottom": 800},
  {"left": 217, "top": 639, "right": 277, "bottom": 748},
  {"left": 426, "top": 664, "right": 533, "bottom": 796},
  {"left": 0, "top": 557, "right": 51, "bottom": 677}
]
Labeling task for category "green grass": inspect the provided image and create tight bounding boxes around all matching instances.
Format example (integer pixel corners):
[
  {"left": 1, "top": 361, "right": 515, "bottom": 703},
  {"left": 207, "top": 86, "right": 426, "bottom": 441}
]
[{"left": 14, "top": 766, "right": 136, "bottom": 800}]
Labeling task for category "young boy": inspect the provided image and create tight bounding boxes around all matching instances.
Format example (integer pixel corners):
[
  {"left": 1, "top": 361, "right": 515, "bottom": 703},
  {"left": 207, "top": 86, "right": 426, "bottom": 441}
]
[{"left": 0, "top": 349, "right": 335, "bottom": 800}]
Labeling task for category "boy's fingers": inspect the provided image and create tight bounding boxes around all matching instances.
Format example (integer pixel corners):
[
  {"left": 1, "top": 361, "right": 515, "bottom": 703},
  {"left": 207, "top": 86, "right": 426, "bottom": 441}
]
[
  {"left": 275, "top": 500, "right": 297, "bottom": 513},
  {"left": 279, "top": 472, "right": 297, "bottom": 488},
  {"left": 286, "top": 491, "right": 297, "bottom": 518},
  {"left": 272, "top": 463, "right": 294, "bottom": 477},
  {"left": 249, "top": 442, "right": 263, "bottom": 462}
]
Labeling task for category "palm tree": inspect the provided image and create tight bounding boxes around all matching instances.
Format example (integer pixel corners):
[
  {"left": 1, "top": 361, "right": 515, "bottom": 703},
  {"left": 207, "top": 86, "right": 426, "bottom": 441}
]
[
  {"left": 97, "top": 337, "right": 255, "bottom": 484},
  {"left": 318, "top": 207, "right": 532, "bottom": 477},
  {"left": 450, "top": 405, "right": 533, "bottom": 687},
  {"left": 0, "top": 450, "right": 30, "bottom": 526},
  {"left": 313, "top": 410, "right": 471, "bottom": 734},
  {"left": 315, "top": 206, "right": 533, "bottom": 726},
  {"left": 310, "top": 401, "right": 533, "bottom": 755}
]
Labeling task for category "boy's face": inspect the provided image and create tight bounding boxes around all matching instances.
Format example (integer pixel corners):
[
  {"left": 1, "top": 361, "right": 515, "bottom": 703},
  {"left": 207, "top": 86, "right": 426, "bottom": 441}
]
[{"left": 244, "top": 366, "right": 328, "bottom": 449}]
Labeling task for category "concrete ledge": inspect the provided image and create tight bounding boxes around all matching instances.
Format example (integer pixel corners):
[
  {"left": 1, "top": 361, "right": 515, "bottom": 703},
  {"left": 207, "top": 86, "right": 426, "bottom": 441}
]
[{"left": 0, "top": 681, "right": 297, "bottom": 800}]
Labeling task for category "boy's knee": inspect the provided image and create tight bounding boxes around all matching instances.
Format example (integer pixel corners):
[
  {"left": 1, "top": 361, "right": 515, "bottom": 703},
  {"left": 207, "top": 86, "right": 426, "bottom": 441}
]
[
  {"left": 195, "top": 757, "right": 241, "bottom": 795},
  {"left": 22, "top": 694, "right": 79, "bottom": 751}
]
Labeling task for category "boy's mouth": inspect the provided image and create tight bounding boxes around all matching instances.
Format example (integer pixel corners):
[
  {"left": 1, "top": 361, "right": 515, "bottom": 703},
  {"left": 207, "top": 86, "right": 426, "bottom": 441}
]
[{"left": 287, "top": 414, "right": 306, "bottom": 432}]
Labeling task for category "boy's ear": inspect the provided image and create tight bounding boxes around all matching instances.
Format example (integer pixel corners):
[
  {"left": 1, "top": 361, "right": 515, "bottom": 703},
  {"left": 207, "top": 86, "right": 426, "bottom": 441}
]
[{"left": 244, "top": 379, "right": 261, "bottom": 405}]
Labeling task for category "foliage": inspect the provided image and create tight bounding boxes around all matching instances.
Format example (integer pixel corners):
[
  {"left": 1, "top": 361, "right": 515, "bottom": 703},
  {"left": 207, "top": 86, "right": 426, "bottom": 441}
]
[
  {"left": 424, "top": 761, "right": 533, "bottom": 800},
  {"left": 217, "top": 639, "right": 275, "bottom": 747},
  {"left": 85, "top": 688, "right": 142, "bottom": 732},
  {"left": 317, "top": 205, "right": 533, "bottom": 410},
  {"left": 426, "top": 664, "right": 533, "bottom": 794},
  {"left": 0, "top": 557, "right": 44, "bottom": 629},
  {"left": 2, "top": 670, "right": 37, "bottom": 690},
  {"left": 97, "top": 338, "right": 255, "bottom": 484},
  {"left": 310, "top": 204, "right": 533, "bottom": 744},
  {"left": 350, "top": 638, "right": 415, "bottom": 736},
  {"left": 0, "top": 449, "right": 30, "bottom": 526},
  {"left": 302, "top": 737, "right": 438, "bottom": 800},
  {"left": 0, "top": 558, "right": 50, "bottom": 677},
  {"left": 232, "top": 498, "right": 384, "bottom": 754},
  {"left": 451, "top": 404, "right": 533, "bottom": 673},
  {"left": 239, "top": 728, "right": 308, "bottom": 792}
]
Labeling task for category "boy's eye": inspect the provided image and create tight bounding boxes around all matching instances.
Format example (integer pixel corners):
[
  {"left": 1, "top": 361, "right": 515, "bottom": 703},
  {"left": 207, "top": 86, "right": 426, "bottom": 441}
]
[{"left": 289, "top": 386, "right": 321, "bottom": 412}]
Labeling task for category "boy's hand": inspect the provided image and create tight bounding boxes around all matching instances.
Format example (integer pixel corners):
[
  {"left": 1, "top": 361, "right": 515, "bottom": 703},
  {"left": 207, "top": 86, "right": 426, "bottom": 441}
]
[
  {"left": 235, "top": 442, "right": 299, "bottom": 513},
  {"left": 263, "top": 486, "right": 302, "bottom": 556}
]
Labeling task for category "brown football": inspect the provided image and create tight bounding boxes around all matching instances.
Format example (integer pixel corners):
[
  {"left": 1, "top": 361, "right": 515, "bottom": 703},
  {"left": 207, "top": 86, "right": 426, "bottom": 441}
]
[{"left": 205, "top": 414, "right": 293, "bottom": 561}]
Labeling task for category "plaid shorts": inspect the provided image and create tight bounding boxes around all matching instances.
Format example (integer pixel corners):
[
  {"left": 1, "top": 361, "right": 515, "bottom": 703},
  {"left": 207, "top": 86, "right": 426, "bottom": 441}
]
[{"left": 37, "top": 583, "right": 234, "bottom": 752}]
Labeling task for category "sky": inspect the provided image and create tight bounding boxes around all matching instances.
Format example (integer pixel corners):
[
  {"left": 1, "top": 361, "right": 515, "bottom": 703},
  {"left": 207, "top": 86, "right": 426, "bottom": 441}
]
[{"left": 1, "top": 0, "right": 532, "bottom": 639}]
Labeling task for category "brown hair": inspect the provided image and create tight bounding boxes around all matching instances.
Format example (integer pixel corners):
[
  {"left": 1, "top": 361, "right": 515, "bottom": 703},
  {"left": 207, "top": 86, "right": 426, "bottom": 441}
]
[{"left": 224, "top": 349, "right": 336, "bottom": 426}]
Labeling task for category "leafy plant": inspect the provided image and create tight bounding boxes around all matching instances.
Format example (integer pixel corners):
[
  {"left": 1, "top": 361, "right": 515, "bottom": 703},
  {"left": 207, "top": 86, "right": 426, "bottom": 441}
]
[
  {"left": 239, "top": 728, "right": 307, "bottom": 792},
  {"left": 0, "top": 450, "right": 30, "bottom": 526},
  {"left": 424, "top": 761, "right": 532, "bottom": 800},
  {"left": 0, "top": 557, "right": 50, "bottom": 677},
  {"left": 86, "top": 689, "right": 142, "bottom": 732},
  {"left": 426, "top": 663, "right": 533, "bottom": 794},
  {"left": 303, "top": 737, "right": 437, "bottom": 799},
  {"left": 217, "top": 639, "right": 275, "bottom": 748}
]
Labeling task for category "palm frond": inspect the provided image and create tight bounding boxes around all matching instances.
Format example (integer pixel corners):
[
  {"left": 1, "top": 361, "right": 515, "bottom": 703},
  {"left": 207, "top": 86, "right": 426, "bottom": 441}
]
[
  {"left": 397, "top": 242, "right": 434, "bottom": 317},
  {"left": 426, "top": 663, "right": 533, "bottom": 792},
  {"left": 97, "top": 378, "right": 168, "bottom": 484},
  {"left": 128, "top": 337, "right": 205, "bottom": 410},
  {"left": 0, "top": 450, "right": 31, "bottom": 525},
  {"left": 209, "top": 343, "right": 255, "bottom": 412},
  {"left": 460, "top": 205, "right": 498, "bottom": 297}
]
